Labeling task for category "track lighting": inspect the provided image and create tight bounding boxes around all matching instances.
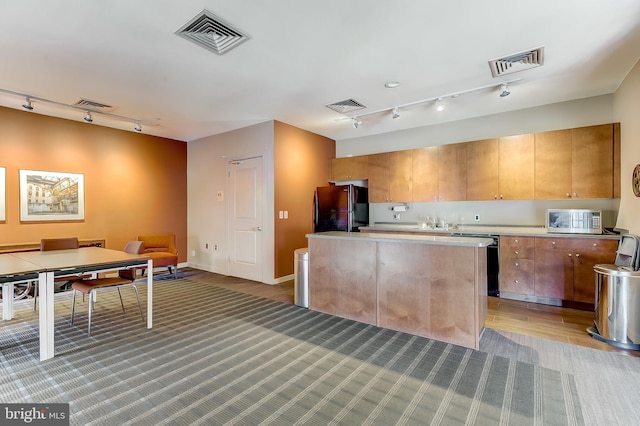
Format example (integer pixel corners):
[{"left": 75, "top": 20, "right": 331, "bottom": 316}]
[
  {"left": 499, "top": 82, "right": 510, "bottom": 97},
  {"left": 22, "top": 97, "right": 34, "bottom": 110},
  {"left": 343, "top": 78, "right": 522, "bottom": 126},
  {"left": 1, "top": 87, "right": 146, "bottom": 133}
]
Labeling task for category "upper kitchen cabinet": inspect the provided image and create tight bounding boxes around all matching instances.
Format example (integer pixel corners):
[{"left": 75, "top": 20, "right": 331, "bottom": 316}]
[
  {"left": 466, "top": 139, "right": 499, "bottom": 201},
  {"left": 368, "top": 151, "right": 412, "bottom": 203},
  {"left": 412, "top": 146, "right": 439, "bottom": 202},
  {"left": 535, "top": 124, "right": 617, "bottom": 199},
  {"left": 389, "top": 150, "right": 413, "bottom": 202},
  {"left": 330, "top": 155, "right": 369, "bottom": 181},
  {"left": 498, "top": 134, "right": 534, "bottom": 200},
  {"left": 534, "top": 129, "right": 573, "bottom": 199},
  {"left": 367, "top": 153, "right": 390, "bottom": 203},
  {"left": 571, "top": 124, "right": 615, "bottom": 199},
  {"left": 438, "top": 143, "right": 467, "bottom": 201}
]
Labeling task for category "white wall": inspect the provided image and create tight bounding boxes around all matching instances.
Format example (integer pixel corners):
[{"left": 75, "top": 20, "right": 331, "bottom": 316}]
[
  {"left": 614, "top": 59, "right": 640, "bottom": 234},
  {"left": 187, "top": 121, "right": 276, "bottom": 282},
  {"left": 336, "top": 95, "right": 619, "bottom": 228}
]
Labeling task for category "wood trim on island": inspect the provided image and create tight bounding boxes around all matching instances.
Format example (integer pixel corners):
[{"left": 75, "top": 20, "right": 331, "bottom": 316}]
[{"left": 307, "top": 232, "right": 490, "bottom": 350}]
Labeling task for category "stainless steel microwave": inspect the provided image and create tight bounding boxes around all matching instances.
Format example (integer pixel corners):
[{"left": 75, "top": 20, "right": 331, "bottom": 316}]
[{"left": 546, "top": 209, "right": 602, "bottom": 234}]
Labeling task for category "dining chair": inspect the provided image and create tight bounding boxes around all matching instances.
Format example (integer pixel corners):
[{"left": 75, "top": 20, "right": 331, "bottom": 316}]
[
  {"left": 70, "top": 240, "right": 144, "bottom": 336},
  {"left": 32, "top": 237, "right": 81, "bottom": 310}
]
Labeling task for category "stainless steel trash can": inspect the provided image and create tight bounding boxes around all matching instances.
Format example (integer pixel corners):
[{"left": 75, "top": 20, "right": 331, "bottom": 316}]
[
  {"left": 294, "top": 248, "right": 309, "bottom": 308},
  {"left": 589, "top": 264, "right": 640, "bottom": 350}
]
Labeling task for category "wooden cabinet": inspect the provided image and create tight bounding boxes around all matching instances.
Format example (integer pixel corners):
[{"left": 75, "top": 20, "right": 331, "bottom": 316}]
[
  {"left": 368, "top": 151, "right": 412, "bottom": 203},
  {"left": 467, "top": 139, "right": 499, "bottom": 201},
  {"left": 389, "top": 150, "right": 413, "bottom": 202},
  {"left": 330, "top": 156, "right": 368, "bottom": 181},
  {"left": 534, "top": 129, "right": 573, "bottom": 199},
  {"left": 571, "top": 124, "right": 614, "bottom": 199},
  {"left": 534, "top": 237, "right": 618, "bottom": 304},
  {"left": 438, "top": 143, "right": 467, "bottom": 201},
  {"left": 535, "top": 124, "right": 616, "bottom": 199},
  {"left": 498, "top": 134, "right": 534, "bottom": 200},
  {"left": 467, "top": 135, "right": 534, "bottom": 201},
  {"left": 412, "top": 146, "right": 439, "bottom": 202},
  {"left": 367, "top": 153, "right": 390, "bottom": 203},
  {"left": 499, "top": 236, "right": 535, "bottom": 295}
]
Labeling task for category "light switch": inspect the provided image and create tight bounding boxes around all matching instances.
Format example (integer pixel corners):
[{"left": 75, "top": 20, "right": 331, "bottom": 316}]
[
  {"left": 279, "top": 211, "right": 284, "bottom": 219},
  {"left": 284, "top": 211, "right": 288, "bottom": 219}
]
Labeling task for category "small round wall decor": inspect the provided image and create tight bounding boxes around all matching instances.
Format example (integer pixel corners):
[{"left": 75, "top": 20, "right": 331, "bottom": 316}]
[{"left": 633, "top": 164, "right": 640, "bottom": 197}]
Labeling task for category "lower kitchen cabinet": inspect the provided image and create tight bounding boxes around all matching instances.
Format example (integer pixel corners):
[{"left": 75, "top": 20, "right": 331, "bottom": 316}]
[
  {"left": 499, "top": 236, "right": 535, "bottom": 295},
  {"left": 533, "top": 237, "right": 618, "bottom": 305},
  {"left": 499, "top": 236, "right": 619, "bottom": 307}
]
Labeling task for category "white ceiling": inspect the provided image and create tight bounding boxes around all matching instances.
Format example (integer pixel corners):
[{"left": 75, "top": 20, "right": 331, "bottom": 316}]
[{"left": 1, "top": 1, "right": 639, "bottom": 142}]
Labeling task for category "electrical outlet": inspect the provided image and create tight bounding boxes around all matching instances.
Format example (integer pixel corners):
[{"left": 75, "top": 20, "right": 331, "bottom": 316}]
[
  {"left": 191, "top": 250, "right": 196, "bottom": 257},
  {"left": 474, "top": 214, "right": 480, "bottom": 222},
  {"left": 214, "top": 245, "right": 217, "bottom": 251}
]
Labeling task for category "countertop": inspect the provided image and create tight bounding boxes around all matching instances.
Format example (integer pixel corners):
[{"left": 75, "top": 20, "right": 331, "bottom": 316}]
[
  {"left": 359, "top": 224, "right": 623, "bottom": 239},
  {"left": 306, "top": 231, "right": 495, "bottom": 247}
]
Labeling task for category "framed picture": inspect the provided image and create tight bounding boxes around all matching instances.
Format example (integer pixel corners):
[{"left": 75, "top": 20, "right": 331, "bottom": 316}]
[
  {"left": 19, "top": 170, "right": 85, "bottom": 222},
  {"left": 0, "top": 167, "right": 5, "bottom": 222}
]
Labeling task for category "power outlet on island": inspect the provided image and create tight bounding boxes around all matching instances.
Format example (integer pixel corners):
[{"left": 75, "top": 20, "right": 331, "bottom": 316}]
[{"left": 474, "top": 214, "right": 480, "bottom": 222}]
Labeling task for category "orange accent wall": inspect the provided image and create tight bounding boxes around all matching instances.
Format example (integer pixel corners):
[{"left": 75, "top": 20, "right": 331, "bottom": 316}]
[
  {"left": 274, "top": 121, "right": 335, "bottom": 278},
  {"left": 0, "top": 106, "right": 187, "bottom": 259}
]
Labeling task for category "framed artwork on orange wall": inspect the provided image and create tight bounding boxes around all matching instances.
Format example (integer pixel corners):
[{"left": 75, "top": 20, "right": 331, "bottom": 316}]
[
  {"left": 0, "top": 167, "right": 5, "bottom": 222},
  {"left": 19, "top": 170, "right": 85, "bottom": 222}
]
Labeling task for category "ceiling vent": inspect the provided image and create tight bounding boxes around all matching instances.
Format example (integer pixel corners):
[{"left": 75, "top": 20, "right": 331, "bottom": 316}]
[
  {"left": 176, "top": 9, "right": 250, "bottom": 55},
  {"left": 73, "top": 99, "right": 115, "bottom": 112},
  {"left": 488, "top": 46, "right": 544, "bottom": 77},
  {"left": 326, "top": 99, "right": 367, "bottom": 115}
]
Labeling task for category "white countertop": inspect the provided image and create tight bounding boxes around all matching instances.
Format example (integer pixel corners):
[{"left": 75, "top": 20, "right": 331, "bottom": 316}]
[
  {"left": 306, "top": 231, "right": 495, "bottom": 247},
  {"left": 360, "top": 224, "right": 622, "bottom": 239}
]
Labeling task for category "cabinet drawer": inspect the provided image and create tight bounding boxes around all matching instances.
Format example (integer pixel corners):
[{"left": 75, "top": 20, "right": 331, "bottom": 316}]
[
  {"left": 570, "top": 238, "right": 619, "bottom": 253},
  {"left": 501, "top": 236, "right": 535, "bottom": 249},
  {"left": 500, "top": 259, "right": 535, "bottom": 295},
  {"left": 535, "top": 237, "right": 573, "bottom": 250}
]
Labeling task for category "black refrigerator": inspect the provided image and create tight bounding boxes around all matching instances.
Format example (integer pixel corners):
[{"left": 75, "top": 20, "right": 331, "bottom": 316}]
[{"left": 313, "top": 184, "right": 369, "bottom": 232}]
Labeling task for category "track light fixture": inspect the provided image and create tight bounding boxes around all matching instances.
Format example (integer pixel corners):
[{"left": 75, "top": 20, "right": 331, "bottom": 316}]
[
  {"left": 499, "top": 82, "right": 510, "bottom": 97},
  {"left": 22, "top": 97, "right": 34, "bottom": 110},
  {"left": 0, "top": 87, "right": 146, "bottom": 133},
  {"left": 343, "top": 78, "right": 522, "bottom": 126}
]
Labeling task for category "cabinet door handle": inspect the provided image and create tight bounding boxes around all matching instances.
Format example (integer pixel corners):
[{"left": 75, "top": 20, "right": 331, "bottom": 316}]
[
  {"left": 575, "top": 253, "right": 580, "bottom": 258},
  {"left": 568, "top": 253, "right": 572, "bottom": 257},
  {"left": 514, "top": 280, "right": 519, "bottom": 284},
  {"left": 514, "top": 262, "right": 519, "bottom": 267},
  {"left": 552, "top": 241, "right": 556, "bottom": 245},
  {"left": 566, "top": 192, "right": 571, "bottom": 198},
  {"left": 514, "top": 239, "right": 518, "bottom": 244},
  {"left": 515, "top": 251, "right": 519, "bottom": 255},
  {"left": 593, "top": 243, "right": 597, "bottom": 247}
]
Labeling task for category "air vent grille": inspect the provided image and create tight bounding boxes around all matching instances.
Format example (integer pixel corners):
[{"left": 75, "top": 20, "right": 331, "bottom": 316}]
[
  {"left": 73, "top": 99, "right": 114, "bottom": 112},
  {"left": 176, "top": 9, "right": 250, "bottom": 55},
  {"left": 326, "top": 99, "right": 367, "bottom": 114},
  {"left": 488, "top": 46, "right": 544, "bottom": 77}
]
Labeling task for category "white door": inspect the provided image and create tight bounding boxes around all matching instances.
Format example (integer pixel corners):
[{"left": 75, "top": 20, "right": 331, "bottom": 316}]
[{"left": 228, "top": 157, "right": 263, "bottom": 282}]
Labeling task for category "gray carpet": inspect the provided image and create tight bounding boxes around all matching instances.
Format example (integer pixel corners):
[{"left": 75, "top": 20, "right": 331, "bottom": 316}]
[{"left": 0, "top": 278, "right": 583, "bottom": 425}]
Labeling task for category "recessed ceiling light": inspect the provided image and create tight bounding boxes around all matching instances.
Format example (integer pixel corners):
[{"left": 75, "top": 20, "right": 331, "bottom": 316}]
[{"left": 384, "top": 81, "right": 400, "bottom": 88}]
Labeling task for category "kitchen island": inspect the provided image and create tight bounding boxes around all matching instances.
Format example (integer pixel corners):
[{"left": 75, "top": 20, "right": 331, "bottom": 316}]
[{"left": 305, "top": 231, "right": 494, "bottom": 350}]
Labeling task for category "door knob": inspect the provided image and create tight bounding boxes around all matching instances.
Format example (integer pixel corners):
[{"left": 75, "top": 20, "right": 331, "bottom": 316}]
[{"left": 253, "top": 226, "right": 263, "bottom": 231}]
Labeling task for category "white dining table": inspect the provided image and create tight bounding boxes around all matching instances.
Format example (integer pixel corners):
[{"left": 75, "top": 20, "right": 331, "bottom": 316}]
[{"left": 1, "top": 247, "right": 152, "bottom": 361}]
